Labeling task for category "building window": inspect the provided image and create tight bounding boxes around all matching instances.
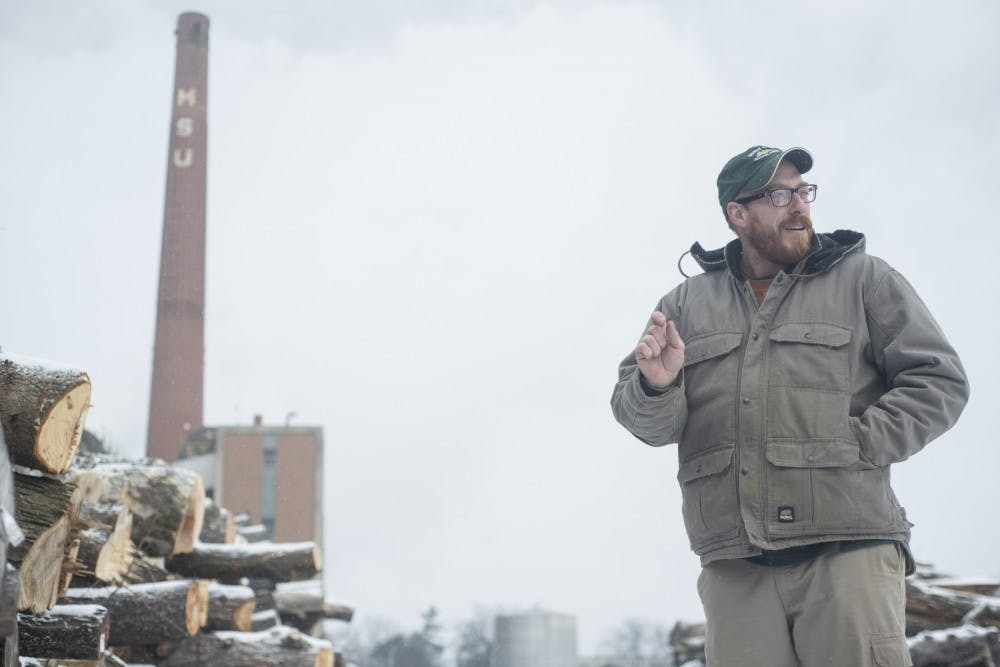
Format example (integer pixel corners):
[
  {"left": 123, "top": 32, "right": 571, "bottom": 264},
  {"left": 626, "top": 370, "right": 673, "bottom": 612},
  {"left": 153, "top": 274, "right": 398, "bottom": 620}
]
[{"left": 261, "top": 435, "right": 277, "bottom": 535}]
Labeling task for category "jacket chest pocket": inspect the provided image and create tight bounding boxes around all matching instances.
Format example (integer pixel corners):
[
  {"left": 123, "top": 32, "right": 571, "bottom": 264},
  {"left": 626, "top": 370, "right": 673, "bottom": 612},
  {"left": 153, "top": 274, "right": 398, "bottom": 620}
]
[
  {"left": 682, "top": 330, "right": 743, "bottom": 406},
  {"left": 767, "top": 322, "right": 852, "bottom": 392}
]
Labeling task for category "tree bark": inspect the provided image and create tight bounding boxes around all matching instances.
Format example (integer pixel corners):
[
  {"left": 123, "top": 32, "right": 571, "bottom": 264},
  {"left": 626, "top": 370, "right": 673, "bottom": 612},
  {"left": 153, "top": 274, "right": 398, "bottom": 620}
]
[
  {"left": 908, "top": 624, "right": 1000, "bottom": 667},
  {"left": 60, "top": 580, "right": 208, "bottom": 646},
  {"left": 198, "top": 499, "right": 235, "bottom": 544},
  {"left": 9, "top": 471, "right": 80, "bottom": 612},
  {"left": 205, "top": 583, "right": 256, "bottom": 632},
  {"left": 274, "top": 580, "right": 354, "bottom": 631},
  {"left": 0, "top": 354, "right": 90, "bottom": 475},
  {"left": 160, "top": 626, "right": 335, "bottom": 667},
  {"left": 250, "top": 609, "right": 281, "bottom": 631},
  {"left": 906, "top": 579, "right": 1000, "bottom": 635},
  {"left": 16, "top": 604, "right": 109, "bottom": 660},
  {"left": 69, "top": 462, "right": 204, "bottom": 558},
  {"left": 166, "top": 542, "right": 321, "bottom": 583}
]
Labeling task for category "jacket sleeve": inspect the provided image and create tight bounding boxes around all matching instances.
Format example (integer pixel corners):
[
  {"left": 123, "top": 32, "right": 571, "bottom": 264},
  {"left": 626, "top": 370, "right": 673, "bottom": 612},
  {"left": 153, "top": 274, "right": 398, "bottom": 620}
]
[
  {"left": 610, "top": 296, "right": 688, "bottom": 447},
  {"left": 851, "top": 269, "right": 969, "bottom": 466}
]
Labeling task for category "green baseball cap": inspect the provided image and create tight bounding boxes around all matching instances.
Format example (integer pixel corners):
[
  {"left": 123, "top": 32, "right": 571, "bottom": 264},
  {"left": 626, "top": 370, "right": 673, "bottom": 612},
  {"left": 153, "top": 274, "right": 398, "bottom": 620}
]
[{"left": 717, "top": 145, "right": 812, "bottom": 215}]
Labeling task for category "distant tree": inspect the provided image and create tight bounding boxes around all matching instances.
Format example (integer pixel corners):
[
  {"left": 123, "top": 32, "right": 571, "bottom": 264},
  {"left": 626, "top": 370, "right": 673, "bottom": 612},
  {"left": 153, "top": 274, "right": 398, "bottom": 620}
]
[
  {"left": 600, "top": 618, "right": 673, "bottom": 667},
  {"left": 453, "top": 608, "right": 494, "bottom": 667},
  {"left": 370, "top": 607, "right": 444, "bottom": 667},
  {"left": 331, "top": 614, "right": 401, "bottom": 667}
]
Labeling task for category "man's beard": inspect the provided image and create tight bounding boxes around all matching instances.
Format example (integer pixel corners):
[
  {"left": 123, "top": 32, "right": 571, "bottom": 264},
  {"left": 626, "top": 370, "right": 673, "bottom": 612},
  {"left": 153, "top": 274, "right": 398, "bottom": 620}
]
[{"left": 745, "top": 213, "right": 815, "bottom": 268}]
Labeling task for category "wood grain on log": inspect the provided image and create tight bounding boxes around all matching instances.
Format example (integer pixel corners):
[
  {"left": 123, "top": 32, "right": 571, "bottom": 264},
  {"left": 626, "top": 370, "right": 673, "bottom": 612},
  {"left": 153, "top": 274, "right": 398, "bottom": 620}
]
[
  {"left": 70, "top": 463, "right": 204, "bottom": 558},
  {"left": 205, "top": 583, "right": 256, "bottom": 632},
  {"left": 60, "top": 580, "right": 208, "bottom": 646},
  {"left": 72, "top": 502, "right": 134, "bottom": 586},
  {"left": 17, "top": 604, "right": 108, "bottom": 660},
  {"left": 166, "top": 542, "right": 321, "bottom": 583},
  {"left": 10, "top": 471, "right": 80, "bottom": 612},
  {"left": 160, "top": 625, "right": 335, "bottom": 667},
  {"left": 0, "top": 354, "right": 90, "bottom": 474}
]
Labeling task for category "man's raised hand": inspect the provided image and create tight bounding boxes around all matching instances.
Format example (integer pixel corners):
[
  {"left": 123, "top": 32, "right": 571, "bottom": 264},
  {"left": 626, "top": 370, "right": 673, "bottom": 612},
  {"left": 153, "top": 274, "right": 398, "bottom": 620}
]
[{"left": 635, "top": 311, "right": 685, "bottom": 390}]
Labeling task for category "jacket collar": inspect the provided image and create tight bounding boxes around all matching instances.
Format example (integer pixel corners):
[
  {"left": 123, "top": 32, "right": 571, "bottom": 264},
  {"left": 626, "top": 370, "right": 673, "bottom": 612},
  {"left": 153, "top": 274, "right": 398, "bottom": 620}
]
[{"left": 688, "top": 230, "right": 865, "bottom": 278}]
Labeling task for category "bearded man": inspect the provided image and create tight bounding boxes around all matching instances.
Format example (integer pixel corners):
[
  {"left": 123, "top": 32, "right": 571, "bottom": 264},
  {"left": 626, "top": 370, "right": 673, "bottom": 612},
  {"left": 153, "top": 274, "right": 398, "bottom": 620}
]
[{"left": 610, "top": 146, "right": 969, "bottom": 666}]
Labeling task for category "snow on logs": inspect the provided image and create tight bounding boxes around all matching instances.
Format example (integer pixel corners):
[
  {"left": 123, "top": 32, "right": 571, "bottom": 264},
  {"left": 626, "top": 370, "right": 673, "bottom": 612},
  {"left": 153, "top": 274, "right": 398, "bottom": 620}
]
[
  {"left": 0, "top": 353, "right": 90, "bottom": 475},
  {"left": 166, "top": 541, "right": 322, "bottom": 583},
  {"left": 16, "top": 604, "right": 109, "bottom": 661},
  {"left": 160, "top": 625, "right": 335, "bottom": 667},
  {"left": 906, "top": 578, "right": 1000, "bottom": 635},
  {"left": 69, "top": 461, "right": 204, "bottom": 558},
  {"left": 60, "top": 580, "right": 209, "bottom": 646},
  {"left": 205, "top": 583, "right": 257, "bottom": 632}
]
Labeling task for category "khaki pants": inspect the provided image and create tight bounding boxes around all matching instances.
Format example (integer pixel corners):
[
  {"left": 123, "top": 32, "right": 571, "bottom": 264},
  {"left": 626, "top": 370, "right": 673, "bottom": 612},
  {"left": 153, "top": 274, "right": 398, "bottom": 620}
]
[{"left": 697, "top": 543, "right": 912, "bottom": 666}]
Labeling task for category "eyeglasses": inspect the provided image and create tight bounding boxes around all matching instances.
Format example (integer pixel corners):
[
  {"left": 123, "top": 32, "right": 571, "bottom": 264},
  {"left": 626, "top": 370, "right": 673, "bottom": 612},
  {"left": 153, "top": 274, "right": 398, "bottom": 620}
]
[{"left": 734, "top": 184, "right": 817, "bottom": 207}]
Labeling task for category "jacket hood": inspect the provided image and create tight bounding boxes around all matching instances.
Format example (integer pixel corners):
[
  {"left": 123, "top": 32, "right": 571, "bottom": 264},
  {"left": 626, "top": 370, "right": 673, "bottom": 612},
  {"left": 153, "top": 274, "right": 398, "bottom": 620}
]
[{"left": 687, "top": 229, "right": 865, "bottom": 278}]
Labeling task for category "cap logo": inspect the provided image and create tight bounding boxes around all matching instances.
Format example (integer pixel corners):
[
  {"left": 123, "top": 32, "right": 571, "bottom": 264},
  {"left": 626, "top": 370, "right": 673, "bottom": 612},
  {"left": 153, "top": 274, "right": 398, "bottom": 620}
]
[{"left": 747, "top": 147, "right": 780, "bottom": 162}]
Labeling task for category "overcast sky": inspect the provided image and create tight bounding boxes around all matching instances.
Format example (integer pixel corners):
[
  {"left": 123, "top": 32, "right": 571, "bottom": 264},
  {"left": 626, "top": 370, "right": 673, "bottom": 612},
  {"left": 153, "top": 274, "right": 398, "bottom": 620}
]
[{"left": 2, "top": 0, "right": 999, "bottom": 654}]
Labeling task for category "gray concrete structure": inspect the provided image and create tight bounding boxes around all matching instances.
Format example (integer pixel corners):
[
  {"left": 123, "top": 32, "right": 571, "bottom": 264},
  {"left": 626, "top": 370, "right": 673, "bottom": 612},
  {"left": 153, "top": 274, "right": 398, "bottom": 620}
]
[{"left": 494, "top": 610, "right": 577, "bottom": 667}]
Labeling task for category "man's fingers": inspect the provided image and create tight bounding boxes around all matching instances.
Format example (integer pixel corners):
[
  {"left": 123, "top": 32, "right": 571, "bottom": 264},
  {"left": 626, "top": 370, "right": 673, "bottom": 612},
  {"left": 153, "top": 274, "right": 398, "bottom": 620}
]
[
  {"left": 650, "top": 311, "right": 667, "bottom": 326},
  {"left": 666, "top": 320, "right": 685, "bottom": 350},
  {"left": 646, "top": 323, "right": 668, "bottom": 348},
  {"left": 640, "top": 335, "right": 662, "bottom": 358}
]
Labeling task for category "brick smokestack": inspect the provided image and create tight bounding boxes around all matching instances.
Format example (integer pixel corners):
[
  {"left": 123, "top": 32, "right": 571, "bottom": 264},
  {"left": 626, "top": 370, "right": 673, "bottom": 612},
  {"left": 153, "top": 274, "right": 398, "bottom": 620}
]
[{"left": 146, "top": 12, "right": 210, "bottom": 462}]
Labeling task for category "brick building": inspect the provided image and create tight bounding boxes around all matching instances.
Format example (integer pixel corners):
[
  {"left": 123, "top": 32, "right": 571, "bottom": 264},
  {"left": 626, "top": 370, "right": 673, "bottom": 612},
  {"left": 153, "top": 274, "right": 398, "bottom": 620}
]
[{"left": 173, "top": 418, "right": 324, "bottom": 545}]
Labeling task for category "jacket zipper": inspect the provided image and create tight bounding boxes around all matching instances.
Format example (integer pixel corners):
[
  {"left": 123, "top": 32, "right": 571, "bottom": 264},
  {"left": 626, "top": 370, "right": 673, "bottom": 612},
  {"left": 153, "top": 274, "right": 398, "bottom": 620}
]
[{"left": 732, "top": 279, "right": 758, "bottom": 542}]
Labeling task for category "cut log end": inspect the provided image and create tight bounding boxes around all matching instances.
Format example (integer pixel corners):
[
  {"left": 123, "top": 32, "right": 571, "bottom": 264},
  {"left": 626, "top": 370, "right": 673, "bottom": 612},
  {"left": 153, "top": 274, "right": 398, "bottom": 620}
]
[
  {"left": 185, "top": 580, "right": 209, "bottom": 636},
  {"left": 37, "top": 380, "right": 91, "bottom": 474},
  {"left": 172, "top": 474, "right": 204, "bottom": 555},
  {"left": 316, "top": 648, "right": 334, "bottom": 667}
]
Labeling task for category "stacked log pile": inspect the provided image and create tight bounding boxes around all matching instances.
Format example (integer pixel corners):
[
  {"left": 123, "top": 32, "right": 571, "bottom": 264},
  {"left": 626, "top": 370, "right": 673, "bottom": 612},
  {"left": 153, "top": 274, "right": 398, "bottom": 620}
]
[
  {"left": 668, "top": 563, "right": 1000, "bottom": 667},
  {"left": 1, "top": 352, "right": 347, "bottom": 666}
]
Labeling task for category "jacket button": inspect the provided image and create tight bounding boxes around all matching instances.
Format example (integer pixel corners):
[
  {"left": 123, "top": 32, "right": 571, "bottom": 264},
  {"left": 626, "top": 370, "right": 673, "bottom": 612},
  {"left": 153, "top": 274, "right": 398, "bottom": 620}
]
[
  {"left": 803, "top": 332, "right": 811, "bottom": 339},
  {"left": 751, "top": 333, "right": 759, "bottom": 341},
  {"left": 741, "top": 397, "right": 750, "bottom": 405},
  {"left": 740, "top": 467, "right": 750, "bottom": 475}
]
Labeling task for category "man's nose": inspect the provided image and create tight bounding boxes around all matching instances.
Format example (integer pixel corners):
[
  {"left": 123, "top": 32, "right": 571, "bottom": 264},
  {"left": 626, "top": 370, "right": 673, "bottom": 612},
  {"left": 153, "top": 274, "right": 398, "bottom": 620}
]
[{"left": 789, "top": 189, "right": 809, "bottom": 213}]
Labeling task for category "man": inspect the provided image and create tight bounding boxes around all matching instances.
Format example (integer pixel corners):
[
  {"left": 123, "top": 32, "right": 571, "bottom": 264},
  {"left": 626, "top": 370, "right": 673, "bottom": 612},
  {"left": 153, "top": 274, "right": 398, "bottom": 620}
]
[{"left": 610, "top": 146, "right": 969, "bottom": 666}]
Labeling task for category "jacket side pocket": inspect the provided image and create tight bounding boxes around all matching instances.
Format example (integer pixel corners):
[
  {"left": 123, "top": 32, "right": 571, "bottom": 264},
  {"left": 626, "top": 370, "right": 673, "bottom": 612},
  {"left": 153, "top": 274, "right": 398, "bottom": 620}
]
[{"left": 677, "top": 445, "right": 740, "bottom": 551}]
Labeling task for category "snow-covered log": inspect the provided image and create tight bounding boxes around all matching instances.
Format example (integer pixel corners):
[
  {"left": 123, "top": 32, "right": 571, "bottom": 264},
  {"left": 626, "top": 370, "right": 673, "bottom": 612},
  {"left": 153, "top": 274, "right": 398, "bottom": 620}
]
[
  {"left": 159, "top": 625, "right": 335, "bottom": 667},
  {"left": 16, "top": 604, "right": 108, "bottom": 660},
  {"left": 908, "top": 624, "right": 1000, "bottom": 666},
  {"left": 166, "top": 541, "right": 321, "bottom": 583},
  {"left": 9, "top": 471, "right": 80, "bottom": 612},
  {"left": 205, "top": 583, "right": 256, "bottom": 632},
  {"left": 60, "top": 580, "right": 208, "bottom": 646},
  {"left": 69, "top": 462, "right": 204, "bottom": 558},
  {"left": 198, "top": 499, "right": 235, "bottom": 544},
  {"left": 0, "top": 354, "right": 90, "bottom": 475},
  {"left": 237, "top": 524, "right": 269, "bottom": 543},
  {"left": 274, "top": 580, "right": 353, "bottom": 631},
  {"left": 906, "top": 579, "right": 1000, "bottom": 635},
  {"left": 250, "top": 609, "right": 281, "bottom": 631}
]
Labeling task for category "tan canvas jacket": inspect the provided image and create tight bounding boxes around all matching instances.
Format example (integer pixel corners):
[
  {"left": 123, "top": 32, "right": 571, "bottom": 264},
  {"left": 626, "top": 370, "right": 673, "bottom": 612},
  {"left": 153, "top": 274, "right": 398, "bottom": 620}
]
[{"left": 611, "top": 231, "right": 969, "bottom": 566}]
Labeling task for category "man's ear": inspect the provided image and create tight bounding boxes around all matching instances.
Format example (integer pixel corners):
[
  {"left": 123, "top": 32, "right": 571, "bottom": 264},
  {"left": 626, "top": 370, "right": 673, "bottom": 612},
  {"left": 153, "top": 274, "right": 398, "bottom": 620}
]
[{"left": 726, "top": 202, "right": 747, "bottom": 230}]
